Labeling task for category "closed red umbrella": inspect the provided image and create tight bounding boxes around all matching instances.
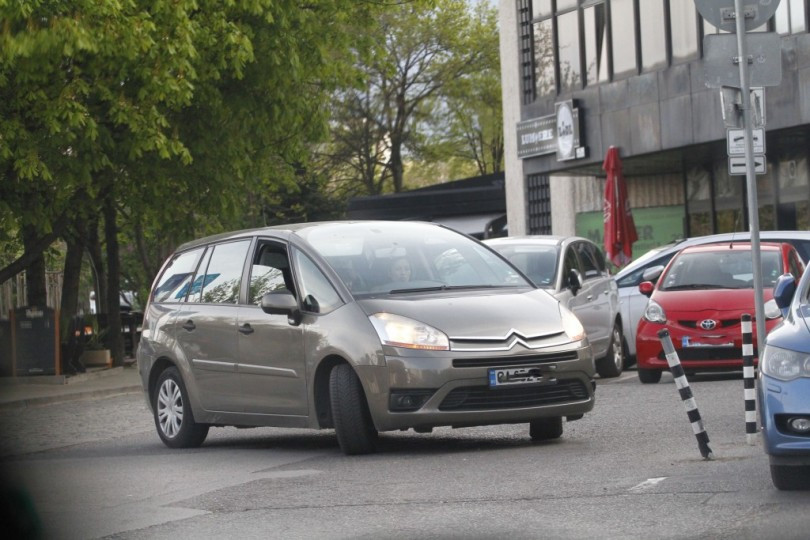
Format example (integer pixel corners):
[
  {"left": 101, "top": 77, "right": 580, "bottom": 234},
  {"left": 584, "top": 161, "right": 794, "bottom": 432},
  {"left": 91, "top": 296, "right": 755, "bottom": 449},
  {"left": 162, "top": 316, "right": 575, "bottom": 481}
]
[{"left": 603, "top": 146, "right": 638, "bottom": 267}]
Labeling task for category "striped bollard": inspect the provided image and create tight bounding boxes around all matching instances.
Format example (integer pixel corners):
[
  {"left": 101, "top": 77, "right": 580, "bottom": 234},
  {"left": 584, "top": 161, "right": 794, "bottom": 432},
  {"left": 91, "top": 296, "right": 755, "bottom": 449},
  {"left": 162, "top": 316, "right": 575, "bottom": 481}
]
[
  {"left": 741, "top": 314, "right": 757, "bottom": 445},
  {"left": 658, "top": 329, "right": 714, "bottom": 460}
]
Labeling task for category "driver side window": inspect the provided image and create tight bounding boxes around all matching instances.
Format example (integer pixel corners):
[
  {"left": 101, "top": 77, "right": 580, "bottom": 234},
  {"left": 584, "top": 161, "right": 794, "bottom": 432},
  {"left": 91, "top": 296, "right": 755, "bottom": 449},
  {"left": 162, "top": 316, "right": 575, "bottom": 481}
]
[{"left": 294, "top": 251, "right": 342, "bottom": 314}]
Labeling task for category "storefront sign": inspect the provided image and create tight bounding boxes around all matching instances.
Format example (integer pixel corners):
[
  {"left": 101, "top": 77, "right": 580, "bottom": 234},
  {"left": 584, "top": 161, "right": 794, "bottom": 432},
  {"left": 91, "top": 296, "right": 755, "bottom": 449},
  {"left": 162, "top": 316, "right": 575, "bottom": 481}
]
[{"left": 516, "top": 100, "right": 585, "bottom": 160}]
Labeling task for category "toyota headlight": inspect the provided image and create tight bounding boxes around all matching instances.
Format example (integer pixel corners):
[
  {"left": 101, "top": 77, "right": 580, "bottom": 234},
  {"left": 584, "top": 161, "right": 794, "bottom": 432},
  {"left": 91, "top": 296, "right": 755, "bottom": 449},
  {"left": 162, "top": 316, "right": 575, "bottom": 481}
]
[
  {"left": 760, "top": 345, "right": 810, "bottom": 381},
  {"left": 369, "top": 313, "right": 449, "bottom": 351},
  {"left": 643, "top": 299, "right": 666, "bottom": 323},
  {"left": 559, "top": 304, "right": 585, "bottom": 341}
]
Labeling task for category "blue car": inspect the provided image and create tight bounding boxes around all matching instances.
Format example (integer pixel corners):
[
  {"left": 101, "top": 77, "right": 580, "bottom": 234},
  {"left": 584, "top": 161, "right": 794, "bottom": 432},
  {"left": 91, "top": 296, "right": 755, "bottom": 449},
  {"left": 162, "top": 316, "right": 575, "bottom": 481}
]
[{"left": 759, "top": 271, "right": 810, "bottom": 490}]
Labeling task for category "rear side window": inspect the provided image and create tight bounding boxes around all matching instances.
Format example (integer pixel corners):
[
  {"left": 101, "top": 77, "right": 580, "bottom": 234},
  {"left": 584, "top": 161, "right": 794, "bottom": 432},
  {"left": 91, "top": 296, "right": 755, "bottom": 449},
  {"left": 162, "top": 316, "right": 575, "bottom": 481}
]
[
  {"left": 199, "top": 240, "right": 251, "bottom": 304},
  {"left": 575, "top": 242, "right": 601, "bottom": 278},
  {"left": 152, "top": 248, "right": 204, "bottom": 303}
]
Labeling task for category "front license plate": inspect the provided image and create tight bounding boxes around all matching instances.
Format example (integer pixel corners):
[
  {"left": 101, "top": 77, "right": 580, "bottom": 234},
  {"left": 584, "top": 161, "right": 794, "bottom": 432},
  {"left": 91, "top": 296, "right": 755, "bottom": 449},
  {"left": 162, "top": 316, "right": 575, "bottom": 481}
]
[
  {"left": 682, "top": 336, "right": 734, "bottom": 348},
  {"left": 488, "top": 367, "right": 546, "bottom": 387}
]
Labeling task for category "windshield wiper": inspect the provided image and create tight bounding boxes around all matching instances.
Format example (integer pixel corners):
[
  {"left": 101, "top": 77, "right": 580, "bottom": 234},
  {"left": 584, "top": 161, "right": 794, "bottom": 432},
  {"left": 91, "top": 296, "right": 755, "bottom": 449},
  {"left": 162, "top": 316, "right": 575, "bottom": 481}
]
[
  {"left": 664, "top": 283, "right": 731, "bottom": 290},
  {"left": 389, "top": 284, "right": 505, "bottom": 294}
]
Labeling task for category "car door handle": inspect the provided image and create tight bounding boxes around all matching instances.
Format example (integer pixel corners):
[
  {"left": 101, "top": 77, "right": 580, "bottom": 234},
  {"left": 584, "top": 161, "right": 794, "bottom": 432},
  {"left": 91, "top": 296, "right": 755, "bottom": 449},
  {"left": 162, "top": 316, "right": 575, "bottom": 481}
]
[
  {"left": 586, "top": 295, "right": 593, "bottom": 301},
  {"left": 182, "top": 320, "right": 196, "bottom": 331},
  {"left": 238, "top": 323, "right": 254, "bottom": 335}
]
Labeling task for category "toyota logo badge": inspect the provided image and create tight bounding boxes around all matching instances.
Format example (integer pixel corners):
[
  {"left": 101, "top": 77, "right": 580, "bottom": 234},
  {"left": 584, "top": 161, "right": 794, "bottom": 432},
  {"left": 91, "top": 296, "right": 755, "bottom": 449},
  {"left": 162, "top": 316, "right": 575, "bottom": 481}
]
[{"left": 699, "top": 319, "right": 718, "bottom": 330}]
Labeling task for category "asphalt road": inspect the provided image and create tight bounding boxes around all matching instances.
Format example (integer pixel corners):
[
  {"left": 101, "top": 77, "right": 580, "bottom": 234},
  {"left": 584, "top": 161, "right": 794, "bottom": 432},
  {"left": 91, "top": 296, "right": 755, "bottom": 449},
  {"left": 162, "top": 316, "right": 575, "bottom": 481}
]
[{"left": 1, "top": 371, "right": 809, "bottom": 539}]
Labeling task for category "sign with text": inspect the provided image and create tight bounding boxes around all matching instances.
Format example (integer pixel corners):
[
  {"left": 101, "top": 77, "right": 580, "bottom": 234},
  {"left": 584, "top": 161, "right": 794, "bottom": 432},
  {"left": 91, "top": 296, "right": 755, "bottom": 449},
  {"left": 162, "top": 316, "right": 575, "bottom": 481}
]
[
  {"left": 516, "top": 101, "right": 585, "bottom": 160},
  {"left": 727, "top": 127, "right": 765, "bottom": 155}
]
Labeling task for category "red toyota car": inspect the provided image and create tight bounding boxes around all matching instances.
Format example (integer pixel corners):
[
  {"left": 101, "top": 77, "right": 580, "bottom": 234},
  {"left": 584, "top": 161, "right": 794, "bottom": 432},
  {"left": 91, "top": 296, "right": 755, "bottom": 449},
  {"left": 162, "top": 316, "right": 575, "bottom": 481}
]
[{"left": 635, "top": 242, "right": 805, "bottom": 384}]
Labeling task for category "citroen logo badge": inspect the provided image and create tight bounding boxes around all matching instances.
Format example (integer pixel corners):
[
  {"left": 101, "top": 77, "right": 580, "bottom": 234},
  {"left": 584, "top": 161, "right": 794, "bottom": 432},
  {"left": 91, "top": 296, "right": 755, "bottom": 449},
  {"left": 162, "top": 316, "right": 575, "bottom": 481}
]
[{"left": 699, "top": 319, "right": 718, "bottom": 330}]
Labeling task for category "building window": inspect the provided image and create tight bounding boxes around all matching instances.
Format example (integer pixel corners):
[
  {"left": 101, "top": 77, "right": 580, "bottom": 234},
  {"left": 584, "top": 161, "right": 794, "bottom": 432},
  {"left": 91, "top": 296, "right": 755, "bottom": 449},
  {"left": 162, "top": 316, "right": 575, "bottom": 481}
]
[
  {"left": 775, "top": 0, "right": 807, "bottom": 35},
  {"left": 532, "top": 0, "right": 552, "bottom": 18},
  {"left": 518, "top": 0, "right": 535, "bottom": 103},
  {"left": 527, "top": 174, "right": 552, "bottom": 234},
  {"left": 640, "top": 1, "right": 667, "bottom": 71},
  {"left": 610, "top": 0, "right": 637, "bottom": 79},
  {"left": 584, "top": 3, "right": 609, "bottom": 85},
  {"left": 669, "top": 0, "right": 699, "bottom": 63},
  {"left": 533, "top": 18, "right": 556, "bottom": 96},
  {"left": 557, "top": 10, "right": 582, "bottom": 92}
]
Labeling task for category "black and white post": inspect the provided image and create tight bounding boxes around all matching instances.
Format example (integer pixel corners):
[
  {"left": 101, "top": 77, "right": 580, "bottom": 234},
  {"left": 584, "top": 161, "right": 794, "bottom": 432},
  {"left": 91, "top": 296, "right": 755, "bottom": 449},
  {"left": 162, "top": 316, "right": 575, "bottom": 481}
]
[
  {"left": 741, "top": 314, "right": 757, "bottom": 445},
  {"left": 658, "top": 329, "right": 714, "bottom": 460}
]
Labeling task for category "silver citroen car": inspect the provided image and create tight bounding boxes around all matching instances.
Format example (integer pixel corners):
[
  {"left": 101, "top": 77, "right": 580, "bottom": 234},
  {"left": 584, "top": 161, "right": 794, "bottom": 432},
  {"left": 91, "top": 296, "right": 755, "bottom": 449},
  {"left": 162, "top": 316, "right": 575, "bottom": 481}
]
[{"left": 137, "top": 221, "right": 596, "bottom": 455}]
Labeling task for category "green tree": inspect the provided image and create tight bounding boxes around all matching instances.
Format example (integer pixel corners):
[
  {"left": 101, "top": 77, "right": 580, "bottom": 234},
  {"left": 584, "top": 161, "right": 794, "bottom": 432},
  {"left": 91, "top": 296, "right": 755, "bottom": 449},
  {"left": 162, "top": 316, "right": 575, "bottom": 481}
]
[
  {"left": 1, "top": 0, "right": 375, "bottom": 366},
  {"left": 324, "top": 0, "right": 493, "bottom": 196}
]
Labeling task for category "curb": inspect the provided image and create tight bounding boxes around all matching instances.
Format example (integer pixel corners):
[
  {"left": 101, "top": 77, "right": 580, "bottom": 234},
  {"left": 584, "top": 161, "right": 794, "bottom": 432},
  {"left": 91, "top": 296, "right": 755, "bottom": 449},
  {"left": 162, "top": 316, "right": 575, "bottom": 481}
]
[{"left": 0, "top": 385, "right": 144, "bottom": 411}]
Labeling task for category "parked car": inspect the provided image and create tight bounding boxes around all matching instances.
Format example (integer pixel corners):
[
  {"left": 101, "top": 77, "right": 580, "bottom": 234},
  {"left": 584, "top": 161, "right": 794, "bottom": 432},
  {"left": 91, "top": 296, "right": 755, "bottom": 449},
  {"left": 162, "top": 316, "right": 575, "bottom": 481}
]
[
  {"left": 759, "top": 271, "right": 810, "bottom": 490},
  {"left": 485, "top": 236, "right": 624, "bottom": 378},
  {"left": 615, "top": 231, "right": 810, "bottom": 360},
  {"left": 137, "top": 221, "right": 596, "bottom": 455},
  {"left": 634, "top": 242, "right": 804, "bottom": 383}
]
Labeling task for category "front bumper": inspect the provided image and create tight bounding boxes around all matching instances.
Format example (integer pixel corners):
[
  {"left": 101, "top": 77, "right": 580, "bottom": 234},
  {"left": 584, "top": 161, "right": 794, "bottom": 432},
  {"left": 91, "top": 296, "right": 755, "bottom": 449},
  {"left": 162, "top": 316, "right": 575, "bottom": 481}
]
[
  {"left": 358, "top": 343, "right": 596, "bottom": 432},
  {"left": 759, "top": 374, "right": 810, "bottom": 463}
]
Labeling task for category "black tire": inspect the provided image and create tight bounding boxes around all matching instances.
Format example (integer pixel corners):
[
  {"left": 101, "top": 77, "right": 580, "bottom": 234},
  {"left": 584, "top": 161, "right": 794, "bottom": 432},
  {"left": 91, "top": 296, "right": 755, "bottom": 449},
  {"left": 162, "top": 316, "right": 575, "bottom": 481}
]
[
  {"left": 530, "top": 416, "right": 563, "bottom": 441},
  {"left": 637, "top": 368, "right": 662, "bottom": 384},
  {"left": 596, "top": 321, "right": 624, "bottom": 378},
  {"left": 770, "top": 464, "right": 810, "bottom": 490},
  {"left": 153, "top": 366, "right": 209, "bottom": 448},
  {"left": 329, "top": 364, "right": 378, "bottom": 455}
]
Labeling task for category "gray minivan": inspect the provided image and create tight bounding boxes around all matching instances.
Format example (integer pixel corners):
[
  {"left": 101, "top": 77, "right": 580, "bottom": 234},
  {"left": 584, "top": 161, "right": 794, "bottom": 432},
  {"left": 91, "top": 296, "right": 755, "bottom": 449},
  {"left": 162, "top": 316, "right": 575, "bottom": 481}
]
[{"left": 137, "top": 221, "right": 596, "bottom": 455}]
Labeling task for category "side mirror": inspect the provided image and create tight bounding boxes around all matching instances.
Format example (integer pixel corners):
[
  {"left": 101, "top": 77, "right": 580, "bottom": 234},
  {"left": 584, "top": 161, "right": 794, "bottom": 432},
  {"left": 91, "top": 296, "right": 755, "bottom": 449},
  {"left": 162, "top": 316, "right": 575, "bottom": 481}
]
[
  {"left": 639, "top": 281, "right": 655, "bottom": 297},
  {"left": 568, "top": 268, "right": 583, "bottom": 295},
  {"left": 772, "top": 273, "right": 796, "bottom": 317},
  {"left": 642, "top": 265, "right": 665, "bottom": 283},
  {"left": 260, "top": 291, "right": 302, "bottom": 325}
]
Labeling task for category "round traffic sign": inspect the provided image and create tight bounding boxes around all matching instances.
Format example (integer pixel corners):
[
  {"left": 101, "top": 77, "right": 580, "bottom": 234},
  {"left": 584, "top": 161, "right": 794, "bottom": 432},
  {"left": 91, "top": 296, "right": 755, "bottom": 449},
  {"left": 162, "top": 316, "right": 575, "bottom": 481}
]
[{"left": 694, "top": 0, "right": 781, "bottom": 33}]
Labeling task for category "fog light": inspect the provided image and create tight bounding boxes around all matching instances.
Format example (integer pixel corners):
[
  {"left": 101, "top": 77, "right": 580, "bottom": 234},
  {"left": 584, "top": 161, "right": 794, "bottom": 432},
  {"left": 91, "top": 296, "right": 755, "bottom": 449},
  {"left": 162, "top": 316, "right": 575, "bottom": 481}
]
[
  {"left": 787, "top": 416, "right": 810, "bottom": 434},
  {"left": 389, "top": 390, "right": 434, "bottom": 412}
]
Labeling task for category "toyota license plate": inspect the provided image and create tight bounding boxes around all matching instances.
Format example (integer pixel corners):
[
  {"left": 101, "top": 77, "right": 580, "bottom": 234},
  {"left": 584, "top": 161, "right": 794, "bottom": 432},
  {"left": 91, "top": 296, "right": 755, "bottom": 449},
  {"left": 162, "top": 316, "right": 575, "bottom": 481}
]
[{"left": 488, "top": 367, "right": 545, "bottom": 387}]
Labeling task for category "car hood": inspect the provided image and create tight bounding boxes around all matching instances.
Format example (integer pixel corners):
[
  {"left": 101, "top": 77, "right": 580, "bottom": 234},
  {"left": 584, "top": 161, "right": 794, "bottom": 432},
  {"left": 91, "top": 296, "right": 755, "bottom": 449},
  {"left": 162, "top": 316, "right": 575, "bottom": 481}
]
[
  {"left": 654, "top": 288, "right": 774, "bottom": 316},
  {"left": 355, "top": 288, "right": 565, "bottom": 339}
]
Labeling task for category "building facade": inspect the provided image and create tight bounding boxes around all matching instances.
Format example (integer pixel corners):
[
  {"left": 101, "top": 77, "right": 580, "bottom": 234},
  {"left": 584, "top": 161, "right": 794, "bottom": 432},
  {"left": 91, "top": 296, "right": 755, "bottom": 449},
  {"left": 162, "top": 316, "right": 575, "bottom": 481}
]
[{"left": 499, "top": 0, "right": 810, "bottom": 259}]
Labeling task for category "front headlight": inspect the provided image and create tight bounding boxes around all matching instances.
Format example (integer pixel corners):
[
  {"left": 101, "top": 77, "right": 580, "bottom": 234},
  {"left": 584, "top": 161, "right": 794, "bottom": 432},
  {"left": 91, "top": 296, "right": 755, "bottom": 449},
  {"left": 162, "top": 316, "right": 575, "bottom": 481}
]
[
  {"left": 559, "top": 304, "right": 585, "bottom": 341},
  {"left": 764, "top": 298, "right": 782, "bottom": 320},
  {"left": 369, "top": 313, "right": 449, "bottom": 351},
  {"left": 643, "top": 299, "right": 666, "bottom": 323},
  {"left": 760, "top": 345, "right": 810, "bottom": 381}
]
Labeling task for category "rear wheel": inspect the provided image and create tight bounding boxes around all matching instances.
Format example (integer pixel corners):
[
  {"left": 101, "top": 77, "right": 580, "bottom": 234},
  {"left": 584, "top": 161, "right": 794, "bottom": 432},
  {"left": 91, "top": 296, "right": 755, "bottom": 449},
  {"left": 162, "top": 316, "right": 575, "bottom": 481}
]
[
  {"left": 637, "top": 368, "right": 662, "bottom": 384},
  {"left": 596, "top": 322, "right": 624, "bottom": 378},
  {"left": 770, "top": 464, "right": 810, "bottom": 490},
  {"left": 330, "top": 364, "right": 378, "bottom": 455},
  {"left": 529, "top": 416, "right": 563, "bottom": 441},
  {"left": 153, "top": 366, "right": 209, "bottom": 448}
]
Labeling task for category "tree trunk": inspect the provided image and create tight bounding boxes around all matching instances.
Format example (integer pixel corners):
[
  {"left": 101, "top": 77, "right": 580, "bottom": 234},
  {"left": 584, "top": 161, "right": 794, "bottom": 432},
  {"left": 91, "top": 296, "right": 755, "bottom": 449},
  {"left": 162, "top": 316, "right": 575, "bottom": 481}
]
[
  {"left": 60, "top": 218, "right": 87, "bottom": 372},
  {"left": 0, "top": 229, "right": 60, "bottom": 285},
  {"left": 103, "top": 196, "right": 124, "bottom": 367},
  {"left": 21, "top": 225, "right": 48, "bottom": 308},
  {"left": 86, "top": 217, "right": 107, "bottom": 315}
]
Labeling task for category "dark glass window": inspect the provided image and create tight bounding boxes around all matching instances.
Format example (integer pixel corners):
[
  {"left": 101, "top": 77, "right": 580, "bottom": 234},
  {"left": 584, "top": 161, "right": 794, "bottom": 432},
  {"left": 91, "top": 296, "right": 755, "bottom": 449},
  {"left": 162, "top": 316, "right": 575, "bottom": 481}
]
[
  {"left": 200, "top": 240, "right": 250, "bottom": 304},
  {"left": 519, "top": 0, "right": 535, "bottom": 103},
  {"left": 610, "top": 0, "right": 637, "bottom": 78},
  {"left": 557, "top": 10, "right": 582, "bottom": 92},
  {"left": 640, "top": 1, "right": 667, "bottom": 71},
  {"left": 669, "top": 0, "right": 699, "bottom": 63},
  {"left": 249, "top": 244, "right": 293, "bottom": 305},
  {"left": 533, "top": 18, "right": 556, "bottom": 95},
  {"left": 295, "top": 251, "right": 342, "bottom": 314},
  {"left": 584, "top": 3, "right": 609, "bottom": 85},
  {"left": 152, "top": 248, "right": 204, "bottom": 303},
  {"left": 527, "top": 174, "right": 551, "bottom": 234}
]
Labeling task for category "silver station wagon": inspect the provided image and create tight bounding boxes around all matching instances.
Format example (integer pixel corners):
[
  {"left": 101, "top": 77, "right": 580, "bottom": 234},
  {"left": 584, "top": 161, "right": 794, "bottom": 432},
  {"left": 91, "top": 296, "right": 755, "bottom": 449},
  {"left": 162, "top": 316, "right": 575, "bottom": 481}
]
[{"left": 137, "top": 221, "right": 596, "bottom": 454}]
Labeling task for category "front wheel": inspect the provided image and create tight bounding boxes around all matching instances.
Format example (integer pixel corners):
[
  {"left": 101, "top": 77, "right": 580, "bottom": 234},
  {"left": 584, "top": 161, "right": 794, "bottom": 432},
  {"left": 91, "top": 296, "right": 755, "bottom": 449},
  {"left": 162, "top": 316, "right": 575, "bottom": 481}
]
[
  {"left": 595, "top": 322, "right": 624, "bottom": 378},
  {"left": 771, "top": 464, "right": 810, "bottom": 490},
  {"left": 637, "top": 368, "right": 662, "bottom": 384},
  {"left": 153, "top": 366, "right": 209, "bottom": 448},
  {"left": 529, "top": 416, "right": 563, "bottom": 441},
  {"left": 329, "top": 364, "right": 378, "bottom": 455}
]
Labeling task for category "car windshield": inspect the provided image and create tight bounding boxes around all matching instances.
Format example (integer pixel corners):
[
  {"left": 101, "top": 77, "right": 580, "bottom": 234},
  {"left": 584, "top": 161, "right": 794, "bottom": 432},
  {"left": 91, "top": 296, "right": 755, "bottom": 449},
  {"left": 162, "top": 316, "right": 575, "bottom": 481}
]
[
  {"left": 487, "top": 244, "right": 559, "bottom": 288},
  {"left": 660, "top": 249, "right": 782, "bottom": 291},
  {"left": 299, "top": 222, "right": 529, "bottom": 295}
]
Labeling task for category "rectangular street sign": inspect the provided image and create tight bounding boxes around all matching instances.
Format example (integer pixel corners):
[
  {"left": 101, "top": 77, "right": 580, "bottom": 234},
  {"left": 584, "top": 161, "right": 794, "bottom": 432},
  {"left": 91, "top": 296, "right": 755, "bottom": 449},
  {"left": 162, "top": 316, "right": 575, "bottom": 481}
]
[
  {"left": 703, "top": 33, "right": 783, "bottom": 88},
  {"left": 727, "top": 127, "right": 765, "bottom": 155},
  {"left": 728, "top": 155, "right": 766, "bottom": 176}
]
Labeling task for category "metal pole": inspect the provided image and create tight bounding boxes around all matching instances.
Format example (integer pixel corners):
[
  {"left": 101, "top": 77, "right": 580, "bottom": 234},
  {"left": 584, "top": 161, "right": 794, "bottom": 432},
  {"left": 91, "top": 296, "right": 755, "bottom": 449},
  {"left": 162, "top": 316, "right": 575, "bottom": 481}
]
[{"left": 734, "top": 0, "right": 767, "bottom": 344}]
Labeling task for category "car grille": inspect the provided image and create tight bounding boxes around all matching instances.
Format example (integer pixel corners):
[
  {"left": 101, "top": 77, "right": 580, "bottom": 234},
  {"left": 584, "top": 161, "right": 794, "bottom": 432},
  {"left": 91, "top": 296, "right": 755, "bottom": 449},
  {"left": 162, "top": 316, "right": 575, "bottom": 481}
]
[
  {"left": 452, "top": 351, "right": 579, "bottom": 368},
  {"left": 678, "top": 319, "right": 740, "bottom": 329},
  {"left": 657, "top": 347, "right": 757, "bottom": 361},
  {"left": 438, "top": 379, "right": 589, "bottom": 411}
]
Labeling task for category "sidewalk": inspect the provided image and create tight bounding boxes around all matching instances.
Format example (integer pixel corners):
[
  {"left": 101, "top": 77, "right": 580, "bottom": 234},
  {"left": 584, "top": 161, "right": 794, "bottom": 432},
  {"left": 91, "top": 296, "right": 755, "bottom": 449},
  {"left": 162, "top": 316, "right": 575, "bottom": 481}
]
[{"left": 0, "top": 363, "right": 144, "bottom": 410}]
